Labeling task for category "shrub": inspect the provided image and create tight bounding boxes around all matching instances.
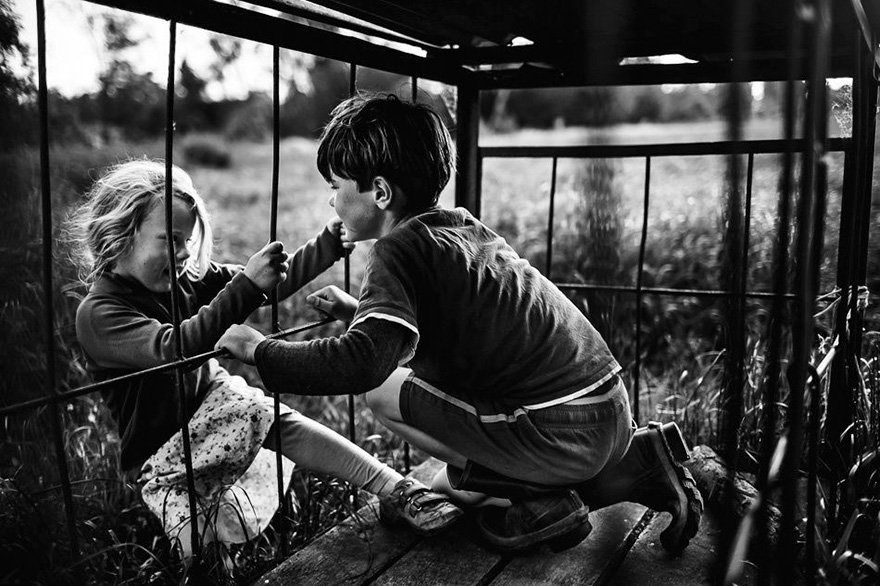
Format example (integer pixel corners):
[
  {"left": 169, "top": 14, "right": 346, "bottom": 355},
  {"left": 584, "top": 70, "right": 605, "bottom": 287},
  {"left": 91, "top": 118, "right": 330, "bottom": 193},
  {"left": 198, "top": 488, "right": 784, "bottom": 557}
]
[{"left": 184, "top": 138, "right": 232, "bottom": 169}]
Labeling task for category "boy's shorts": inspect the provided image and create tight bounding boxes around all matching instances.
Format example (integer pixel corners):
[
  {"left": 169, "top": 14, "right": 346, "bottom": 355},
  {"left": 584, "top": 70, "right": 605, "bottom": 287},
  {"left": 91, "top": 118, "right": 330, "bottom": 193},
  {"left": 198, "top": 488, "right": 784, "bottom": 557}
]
[{"left": 399, "top": 372, "right": 635, "bottom": 492}]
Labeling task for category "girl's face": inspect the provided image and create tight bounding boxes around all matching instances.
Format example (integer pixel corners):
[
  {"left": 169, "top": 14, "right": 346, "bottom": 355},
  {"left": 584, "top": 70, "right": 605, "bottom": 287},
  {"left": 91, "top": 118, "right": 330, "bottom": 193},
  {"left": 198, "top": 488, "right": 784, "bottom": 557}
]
[
  {"left": 114, "top": 197, "right": 197, "bottom": 293},
  {"left": 328, "top": 173, "right": 383, "bottom": 242}
]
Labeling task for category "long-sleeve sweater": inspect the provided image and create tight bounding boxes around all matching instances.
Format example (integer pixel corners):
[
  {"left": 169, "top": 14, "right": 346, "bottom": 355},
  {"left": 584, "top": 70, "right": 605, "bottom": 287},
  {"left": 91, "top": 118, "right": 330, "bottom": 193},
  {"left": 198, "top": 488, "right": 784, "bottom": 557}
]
[{"left": 76, "top": 227, "right": 344, "bottom": 471}]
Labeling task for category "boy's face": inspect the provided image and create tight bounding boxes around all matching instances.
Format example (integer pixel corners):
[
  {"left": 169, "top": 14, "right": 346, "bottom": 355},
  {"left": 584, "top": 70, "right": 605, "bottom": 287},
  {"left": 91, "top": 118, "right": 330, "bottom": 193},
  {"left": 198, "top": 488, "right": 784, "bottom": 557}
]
[{"left": 328, "top": 172, "right": 384, "bottom": 242}]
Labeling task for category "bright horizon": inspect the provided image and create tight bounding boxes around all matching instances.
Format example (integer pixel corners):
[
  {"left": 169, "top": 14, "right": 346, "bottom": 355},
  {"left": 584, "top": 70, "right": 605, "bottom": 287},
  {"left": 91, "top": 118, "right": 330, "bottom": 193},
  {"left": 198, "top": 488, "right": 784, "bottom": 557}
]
[{"left": 12, "top": 0, "right": 293, "bottom": 101}]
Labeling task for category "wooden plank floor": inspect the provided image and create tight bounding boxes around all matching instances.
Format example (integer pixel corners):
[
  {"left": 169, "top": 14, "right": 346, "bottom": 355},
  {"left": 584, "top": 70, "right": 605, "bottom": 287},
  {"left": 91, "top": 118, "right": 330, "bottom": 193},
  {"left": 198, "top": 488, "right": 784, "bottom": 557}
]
[{"left": 258, "top": 458, "right": 749, "bottom": 586}]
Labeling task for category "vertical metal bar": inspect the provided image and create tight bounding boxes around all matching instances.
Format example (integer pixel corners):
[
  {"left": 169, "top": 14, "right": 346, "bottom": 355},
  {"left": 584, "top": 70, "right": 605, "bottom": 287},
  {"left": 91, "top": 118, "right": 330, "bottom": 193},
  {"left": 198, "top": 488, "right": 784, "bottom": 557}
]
[
  {"left": 35, "top": 0, "right": 80, "bottom": 565},
  {"left": 346, "top": 63, "right": 356, "bottom": 445},
  {"left": 803, "top": 10, "right": 830, "bottom": 580},
  {"left": 633, "top": 156, "right": 651, "bottom": 426},
  {"left": 545, "top": 157, "right": 558, "bottom": 279},
  {"left": 454, "top": 83, "right": 481, "bottom": 217},
  {"left": 164, "top": 20, "right": 201, "bottom": 569},
  {"left": 402, "top": 76, "right": 419, "bottom": 474},
  {"left": 850, "top": 32, "right": 879, "bottom": 364},
  {"left": 756, "top": 5, "right": 801, "bottom": 584},
  {"left": 717, "top": 1, "right": 752, "bottom": 577},
  {"left": 742, "top": 154, "right": 754, "bottom": 310},
  {"left": 805, "top": 369, "right": 822, "bottom": 581},
  {"left": 848, "top": 30, "right": 879, "bottom": 463},
  {"left": 778, "top": 0, "right": 830, "bottom": 581},
  {"left": 270, "top": 44, "right": 290, "bottom": 554}
]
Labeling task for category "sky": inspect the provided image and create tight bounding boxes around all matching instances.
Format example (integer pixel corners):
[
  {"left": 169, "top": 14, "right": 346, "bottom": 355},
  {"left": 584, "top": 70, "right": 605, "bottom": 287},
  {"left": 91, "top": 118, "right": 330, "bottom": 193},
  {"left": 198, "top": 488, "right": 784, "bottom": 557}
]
[{"left": 12, "top": 0, "right": 288, "bottom": 100}]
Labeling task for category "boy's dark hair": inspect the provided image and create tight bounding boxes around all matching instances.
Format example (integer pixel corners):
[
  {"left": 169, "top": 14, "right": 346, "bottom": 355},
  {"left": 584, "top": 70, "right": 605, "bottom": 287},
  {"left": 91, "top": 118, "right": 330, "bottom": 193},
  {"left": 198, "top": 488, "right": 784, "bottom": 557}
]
[{"left": 317, "top": 93, "right": 456, "bottom": 213}]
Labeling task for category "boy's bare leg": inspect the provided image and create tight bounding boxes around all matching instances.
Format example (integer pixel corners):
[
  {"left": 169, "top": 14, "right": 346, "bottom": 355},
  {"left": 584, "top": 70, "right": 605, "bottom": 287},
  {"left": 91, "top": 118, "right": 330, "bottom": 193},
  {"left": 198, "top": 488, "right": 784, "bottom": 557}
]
[
  {"left": 366, "top": 368, "right": 468, "bottom": 468},
  {"left": 366, "top": 368, "right": 510, "bottom": 507}
]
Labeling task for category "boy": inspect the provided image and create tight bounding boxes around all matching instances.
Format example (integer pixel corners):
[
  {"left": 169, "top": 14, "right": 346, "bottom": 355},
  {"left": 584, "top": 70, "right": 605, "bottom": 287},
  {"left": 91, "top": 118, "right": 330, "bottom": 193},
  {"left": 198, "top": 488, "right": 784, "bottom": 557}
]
[{"left": 217, "top": 93, "right": 702, "bottom": 553}]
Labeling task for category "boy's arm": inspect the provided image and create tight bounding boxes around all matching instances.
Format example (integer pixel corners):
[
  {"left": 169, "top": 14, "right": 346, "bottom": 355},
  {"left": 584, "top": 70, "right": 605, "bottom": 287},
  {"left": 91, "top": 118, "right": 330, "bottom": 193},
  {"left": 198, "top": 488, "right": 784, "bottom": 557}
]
[
  {"left": 276, "top": 223, "right": 346, "bottom": 301},
  {"left": 251, "top": 319, "right": 415, "bottom": 396}
]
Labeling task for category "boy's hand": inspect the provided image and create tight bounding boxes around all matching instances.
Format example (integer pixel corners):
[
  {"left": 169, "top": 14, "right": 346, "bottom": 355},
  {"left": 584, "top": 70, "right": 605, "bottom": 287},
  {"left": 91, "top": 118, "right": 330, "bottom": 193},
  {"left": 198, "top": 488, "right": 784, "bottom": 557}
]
[
  {"left": 327, "top": 216, "right": 356, "bottom": 252},
  {"left": 307, "top": 285, "right": 358, "bottom": 322},
  {"left": 215, "top": 324, "right": 265, "bottom": 364},
  {"left": 244, "top": 241, "right": 290, "bottom": 292}
]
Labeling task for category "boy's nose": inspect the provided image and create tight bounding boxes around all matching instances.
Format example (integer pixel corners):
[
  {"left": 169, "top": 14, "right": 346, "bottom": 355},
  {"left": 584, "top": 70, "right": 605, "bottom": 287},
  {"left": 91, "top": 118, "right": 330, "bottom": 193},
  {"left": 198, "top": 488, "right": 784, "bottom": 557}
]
[{"left": 328, "top": 194, "right": 335, "bottom": 208}]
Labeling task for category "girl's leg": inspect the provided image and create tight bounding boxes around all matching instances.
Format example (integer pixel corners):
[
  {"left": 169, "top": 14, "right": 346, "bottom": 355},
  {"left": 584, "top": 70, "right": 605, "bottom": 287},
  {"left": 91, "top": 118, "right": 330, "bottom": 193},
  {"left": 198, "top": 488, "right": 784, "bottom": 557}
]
[
  {"left": 262, "top": 410, "right": 402, "bottom": 497},
  {"left": 263, "top": 391, "right": 464, "bottom": 535}
]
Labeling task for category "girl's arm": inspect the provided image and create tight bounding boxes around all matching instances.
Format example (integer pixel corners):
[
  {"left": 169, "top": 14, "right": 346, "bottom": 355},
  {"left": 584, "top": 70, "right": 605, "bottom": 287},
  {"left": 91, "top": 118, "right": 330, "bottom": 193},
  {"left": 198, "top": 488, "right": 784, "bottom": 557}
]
[
  {"left": 77, "top": 242, "right": 289, "bottom": 371},
  {"left": 77, "top": 271, "right": 268, "bottom": 370},
  {"left": 276, "top": 217, "right": 349, "bottom": 301}
]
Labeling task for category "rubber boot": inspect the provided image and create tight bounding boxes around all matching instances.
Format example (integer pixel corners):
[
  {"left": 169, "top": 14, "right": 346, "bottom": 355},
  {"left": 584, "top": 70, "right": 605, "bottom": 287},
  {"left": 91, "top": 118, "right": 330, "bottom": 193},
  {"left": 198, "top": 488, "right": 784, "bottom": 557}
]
[{"left": 576, "top": 421, "right": 703, "bottom": 554}]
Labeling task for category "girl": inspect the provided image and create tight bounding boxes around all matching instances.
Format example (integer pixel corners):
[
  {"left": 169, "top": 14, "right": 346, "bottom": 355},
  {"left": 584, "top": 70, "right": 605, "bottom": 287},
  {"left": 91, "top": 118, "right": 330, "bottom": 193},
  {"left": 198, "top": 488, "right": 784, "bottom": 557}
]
[{"left": 69, "top": 158, "right": 461, "bottom": 563}]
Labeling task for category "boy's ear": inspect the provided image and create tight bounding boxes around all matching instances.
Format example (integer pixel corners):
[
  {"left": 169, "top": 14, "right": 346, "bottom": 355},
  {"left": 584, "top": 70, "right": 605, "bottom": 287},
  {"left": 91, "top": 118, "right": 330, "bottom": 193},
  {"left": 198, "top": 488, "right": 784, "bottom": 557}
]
[{"left": 372, "top": 176, "right": 395, "bottom": 210}]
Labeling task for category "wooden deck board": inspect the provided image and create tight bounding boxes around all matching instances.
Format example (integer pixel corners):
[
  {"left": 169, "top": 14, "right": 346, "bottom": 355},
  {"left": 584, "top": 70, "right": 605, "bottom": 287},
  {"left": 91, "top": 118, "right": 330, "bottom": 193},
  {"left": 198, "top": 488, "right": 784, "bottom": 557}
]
[
  {"left": 490, "top": 502, "right": 650, "bottom": 586},
  {"left": 370, "top": 523, "right": 504, "bottom": 586},
  {"left": 613, "top": 510, "right": 755, "bottom": 586},
  {"left": 258, "top": 458, "right": 731, "bottom": 586}
]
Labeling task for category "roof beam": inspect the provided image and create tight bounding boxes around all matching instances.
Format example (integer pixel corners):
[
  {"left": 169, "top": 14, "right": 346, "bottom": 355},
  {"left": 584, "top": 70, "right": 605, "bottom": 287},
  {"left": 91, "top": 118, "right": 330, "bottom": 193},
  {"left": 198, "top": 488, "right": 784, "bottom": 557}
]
[
  {"left": 473, "top": 55, "right": 856, "bottom": 89},
  {"left": 85, "top": 0, "right": 472, "bottom": 85}
]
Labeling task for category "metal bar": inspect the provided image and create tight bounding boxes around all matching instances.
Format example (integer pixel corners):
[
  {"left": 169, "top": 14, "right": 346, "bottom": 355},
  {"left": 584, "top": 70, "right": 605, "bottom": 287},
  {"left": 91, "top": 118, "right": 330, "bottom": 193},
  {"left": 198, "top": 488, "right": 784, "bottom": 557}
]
[
  {"left": 270, "top": 44, "right": 290, "bottom": 554},
  {"left": 402, "top": 76, "right": 419, "bottom": 474},
  {"left": 633, "top": 156, "right": 651, "bottom": 426},
  {"left": 244, "top": 0, "right": 440, "bottom": 54},
  {"left": 163, "top": 20, "right": 202, "bottom": 570},
  {"left": 805, "top": 364, "right": 822, "bottom": 581},
  {"left": 346, "top": 62, "right": 356, "bottom": 445},
  {"left": 803, "top": 8, "right": 831, "bottom": 580},
  {"left": 455, "top": 83, "right": 481, "bottom": 217},
  {"left": 473, "top": 55, "right": 854, "bottom": 90},
  {"left": 553, "top": 283, "right": 797, "bottom": 300},
  {"left": 480, "top": 138, "right": 849, "bottom": 160},
  {"left": 718, "top": 0, "right": 753, "bottom": 576},
  {"left": 828, "top": 36, "right": 863, "bottom": 457},
  {"left": 36, "top": 0, "right": 80, "bottom": 565},
  {"left": 778, "top": 0, "right": 831, "bottom": 581},
  {"left": 756, "top": 5, "right": 801, "bottom": 582},
  {"left": 0, "top": 320, "right": 332, "bottom": 417},
  {"left": 743, "top": 154, "right": 755, "bottom": 294},
  {"left": 544, "top": 157, "right": 558, "bottom": 278},
  {"left": 83, "top": 0, "right": 470, "bottom": 86},
  {"left": 849, "top": 0, "right": 880, "bottom": 70},
  {"left": 851, "top": 32, "right": 879, "bottom": 358}
]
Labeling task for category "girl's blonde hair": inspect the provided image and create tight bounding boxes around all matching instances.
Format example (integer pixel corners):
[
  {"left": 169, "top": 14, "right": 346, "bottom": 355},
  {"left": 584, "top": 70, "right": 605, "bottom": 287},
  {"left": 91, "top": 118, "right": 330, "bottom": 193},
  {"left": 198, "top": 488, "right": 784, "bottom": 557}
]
[{"left": 68, "top": 159, "right": 213, "bottom": 285}]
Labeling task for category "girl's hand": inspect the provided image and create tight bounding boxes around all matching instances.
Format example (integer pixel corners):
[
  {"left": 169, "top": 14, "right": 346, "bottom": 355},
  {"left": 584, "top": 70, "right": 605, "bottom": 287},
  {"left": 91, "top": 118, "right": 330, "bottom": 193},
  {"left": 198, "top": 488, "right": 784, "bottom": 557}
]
[
  {"left": 244, "top": 241, "right": 289, "bottom": 292},
  {"left": 306, "top": 285, "right": 358, "bottom": 322},
  {"left": 327, "top": 216, "right": 355, "bottom": 252},
  {"left": 215, "top": 324, "right": 265, "bottom": 364}
]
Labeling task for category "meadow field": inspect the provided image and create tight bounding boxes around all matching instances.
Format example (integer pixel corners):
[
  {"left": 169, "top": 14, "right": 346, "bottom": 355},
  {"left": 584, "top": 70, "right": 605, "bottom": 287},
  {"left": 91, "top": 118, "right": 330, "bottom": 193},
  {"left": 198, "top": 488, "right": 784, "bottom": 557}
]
[{"left": 2, "top": 117, "right": 878, "bottom": 584}]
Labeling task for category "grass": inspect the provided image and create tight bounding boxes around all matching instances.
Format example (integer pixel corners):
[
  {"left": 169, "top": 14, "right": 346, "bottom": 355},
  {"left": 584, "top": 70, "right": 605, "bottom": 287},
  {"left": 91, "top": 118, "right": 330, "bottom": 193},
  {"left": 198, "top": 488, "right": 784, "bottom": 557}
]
[{"left": 1, "top": 116, "right": 878, "bottom": 583}]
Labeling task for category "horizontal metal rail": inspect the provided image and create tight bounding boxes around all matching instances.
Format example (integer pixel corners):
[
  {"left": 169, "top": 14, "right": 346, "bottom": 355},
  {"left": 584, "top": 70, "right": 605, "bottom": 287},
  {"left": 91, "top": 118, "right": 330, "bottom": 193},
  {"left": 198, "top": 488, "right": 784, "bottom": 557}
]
[
  {"left": 554, "top": 282, "right": 798, "bottom": 300},
  {"left": 0, "top": 318, "right": 332, "bottom": 417},
  {"left": 480, "top": 137, "right": 850, "bottom": 159}
]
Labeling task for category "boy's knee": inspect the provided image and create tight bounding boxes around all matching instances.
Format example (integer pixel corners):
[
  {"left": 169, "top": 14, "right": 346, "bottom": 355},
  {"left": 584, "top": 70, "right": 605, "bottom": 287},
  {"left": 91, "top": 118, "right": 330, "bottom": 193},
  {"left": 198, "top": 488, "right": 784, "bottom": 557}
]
[{"left": 365, "top": 387, "right": 395, "bottom": 420}]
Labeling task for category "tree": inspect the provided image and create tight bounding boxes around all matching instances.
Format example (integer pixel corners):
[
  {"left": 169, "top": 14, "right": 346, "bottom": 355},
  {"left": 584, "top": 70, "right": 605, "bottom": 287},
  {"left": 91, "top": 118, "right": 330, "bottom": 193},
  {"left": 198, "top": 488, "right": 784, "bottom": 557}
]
[{"left": 0, "top": 0, "right": 35, "bottom": 150}]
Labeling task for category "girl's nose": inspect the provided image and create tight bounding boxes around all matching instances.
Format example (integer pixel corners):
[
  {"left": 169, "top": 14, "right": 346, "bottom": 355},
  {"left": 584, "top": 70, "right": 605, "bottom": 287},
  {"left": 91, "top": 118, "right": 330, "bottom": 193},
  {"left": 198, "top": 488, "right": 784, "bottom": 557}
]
[
  {"left": 328, "top": 194, "right": 335, "bottom": 208},
  {"left": 176, "top": 243, "right": 191, "bottom": 261}
]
